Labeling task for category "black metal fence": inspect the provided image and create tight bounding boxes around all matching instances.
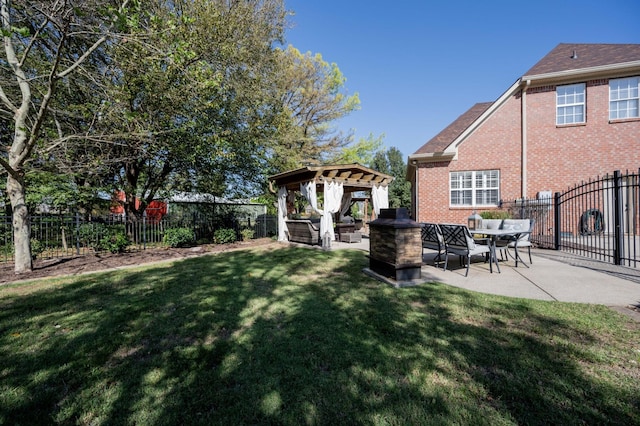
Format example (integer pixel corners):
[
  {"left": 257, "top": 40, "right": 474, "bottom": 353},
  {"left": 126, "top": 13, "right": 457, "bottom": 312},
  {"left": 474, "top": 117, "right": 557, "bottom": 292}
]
[
  {"left": 0, "top": 212, "right": 277, "bottom": 264},
  {"left": 501, "top": 169, "right": 639, "bottom": 268}
]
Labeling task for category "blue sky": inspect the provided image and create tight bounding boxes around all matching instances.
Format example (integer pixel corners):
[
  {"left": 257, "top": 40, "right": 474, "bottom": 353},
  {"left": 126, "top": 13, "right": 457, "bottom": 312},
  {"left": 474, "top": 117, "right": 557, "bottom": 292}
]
[{"left": 283, "top": 0, "right": 640, "bottom": 160}]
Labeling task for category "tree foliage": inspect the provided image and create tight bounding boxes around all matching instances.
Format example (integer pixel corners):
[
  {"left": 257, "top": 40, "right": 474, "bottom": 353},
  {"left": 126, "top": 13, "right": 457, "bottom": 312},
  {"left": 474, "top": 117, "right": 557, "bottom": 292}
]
[
  {"left": 0, "top": 0, "right": 361, "bottom": 272},
  {"left": 45, "top": 0, "right": 288, "bottom": 219},
  {"left": 329, "top": 133, "right": 384, "bottom": 166},
  {"left": 270, "top": 45, "right": 360, "bottom": 171},
  {"left": 372, "top": 147, "right": 411, "bottom": 209},
  {"left": 0, "top": 0, "right": 134, "bottom": 272}
]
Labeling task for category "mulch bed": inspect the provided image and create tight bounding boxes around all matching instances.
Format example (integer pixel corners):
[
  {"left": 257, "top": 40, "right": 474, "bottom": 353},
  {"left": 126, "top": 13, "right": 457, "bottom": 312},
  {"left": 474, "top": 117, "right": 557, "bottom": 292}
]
[{"left": 0, "top": 238, "right": 276, "bottom": 285}]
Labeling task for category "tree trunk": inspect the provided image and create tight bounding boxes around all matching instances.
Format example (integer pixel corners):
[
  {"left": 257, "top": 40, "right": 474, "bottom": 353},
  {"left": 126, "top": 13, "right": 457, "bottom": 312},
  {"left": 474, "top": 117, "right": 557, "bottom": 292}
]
[{"left": 7, "top": 173, "right": 32, "bottom": 273}]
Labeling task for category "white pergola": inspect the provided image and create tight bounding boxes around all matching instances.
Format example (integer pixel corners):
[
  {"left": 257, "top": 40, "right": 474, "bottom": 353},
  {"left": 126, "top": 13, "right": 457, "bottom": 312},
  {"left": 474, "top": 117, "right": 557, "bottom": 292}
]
[{"left": 268, "top": 163, "right": 394, "bottom": 242}]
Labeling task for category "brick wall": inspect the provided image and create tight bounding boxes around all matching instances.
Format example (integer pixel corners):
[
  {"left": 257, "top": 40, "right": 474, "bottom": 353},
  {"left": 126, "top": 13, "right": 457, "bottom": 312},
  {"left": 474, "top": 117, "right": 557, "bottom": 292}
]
[
  {"left": 415, "top": 77, "right": 640, "bottom": 224},
  {"left": 527, "top": 79, "right": 640, "bottom": 193}
]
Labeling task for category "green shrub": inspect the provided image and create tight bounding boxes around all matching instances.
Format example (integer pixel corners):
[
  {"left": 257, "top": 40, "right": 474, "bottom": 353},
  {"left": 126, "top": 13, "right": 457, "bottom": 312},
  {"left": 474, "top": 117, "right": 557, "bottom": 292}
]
[
  {"left": 163, "top": 227, "right": 195, "bottom": 248},
  {"left": 214, "top": 228, "right": 237, "bottom": 244},
  {"left": 78, "top": 222, "right": 108, "bottom": 249},
  {"left": 100, "top": 232, "right": 130, "bottom": 254},
  {"left": 240, "top": 228, "right": 254, "bottom": 241},
  {"left": 480, "top": 210, "right": 512, "bottom": 220},
  {"left": 30, "top": 239, "right": 46, "bottom": 259},
  {"left": 0, "top": 243, "right": 13, "bottom": 258},
  {"left": 78, "top": 223, "right": 129, "bottom": 253}
]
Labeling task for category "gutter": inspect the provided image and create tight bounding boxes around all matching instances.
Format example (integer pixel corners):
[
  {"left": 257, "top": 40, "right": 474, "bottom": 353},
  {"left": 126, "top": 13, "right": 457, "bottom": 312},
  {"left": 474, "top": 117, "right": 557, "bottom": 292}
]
[{"left": 522, "top": 60, "right": 640, "bottom": 85}]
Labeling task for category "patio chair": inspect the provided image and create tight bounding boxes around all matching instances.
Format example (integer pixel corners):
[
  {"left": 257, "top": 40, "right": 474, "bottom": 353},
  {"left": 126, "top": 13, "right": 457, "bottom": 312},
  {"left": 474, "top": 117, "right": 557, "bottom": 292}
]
[
  {"left": 473, "top": 218, "right": 507, "bottom": 261},
  {"left": 439, "top": 223, "right": 491, "bottom": 277},
  {"left": 499, "top": 219, "right": 535, "bottom": 266},
  {"left": 420, "top": 223, "right": 445, "bottom": 264},
  {"left": 510, "top": 219, "right": 535, "bottom": 265}
]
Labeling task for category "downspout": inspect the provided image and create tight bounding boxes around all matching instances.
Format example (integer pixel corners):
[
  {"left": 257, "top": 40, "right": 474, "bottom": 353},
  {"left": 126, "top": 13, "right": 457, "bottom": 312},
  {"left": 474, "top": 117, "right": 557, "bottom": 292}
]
[
  {"left": 413, "top": 161, "right": 419, "bottom": 220},
  {"left": 521, "top": 79, "right": 530, "bottom": 198}
]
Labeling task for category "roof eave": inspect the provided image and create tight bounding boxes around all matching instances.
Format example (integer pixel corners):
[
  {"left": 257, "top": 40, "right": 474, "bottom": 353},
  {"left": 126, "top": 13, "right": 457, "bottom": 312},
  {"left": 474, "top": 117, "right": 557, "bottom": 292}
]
[
  {"left": 408, "top": 151, "right": 457, "bottom": 164},
  {"left": 406, "top": 151, "right": 458, "bottom": 181},
  {"left": 522, "top": 60, "right": 640, "bottom": 85}
]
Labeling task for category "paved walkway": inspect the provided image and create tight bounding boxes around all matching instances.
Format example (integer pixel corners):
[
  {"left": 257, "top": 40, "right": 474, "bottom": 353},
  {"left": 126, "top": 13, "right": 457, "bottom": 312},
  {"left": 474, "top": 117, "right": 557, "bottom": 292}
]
[{"left": 329, "top": 237, "right": 640, "bottom": 311}]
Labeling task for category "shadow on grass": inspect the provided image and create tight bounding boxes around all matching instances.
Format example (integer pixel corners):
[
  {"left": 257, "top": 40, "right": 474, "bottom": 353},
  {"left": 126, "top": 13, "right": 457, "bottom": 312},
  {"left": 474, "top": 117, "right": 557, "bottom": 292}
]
[{"left": 0, "top": 246, "right": 638, "bottom": 424}]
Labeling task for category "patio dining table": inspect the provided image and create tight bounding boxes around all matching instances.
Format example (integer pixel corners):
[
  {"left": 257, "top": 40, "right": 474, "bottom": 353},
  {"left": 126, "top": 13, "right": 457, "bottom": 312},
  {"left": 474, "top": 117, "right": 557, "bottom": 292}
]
[{"left": 471, "top": 228, "right": 532, "bottom": 273}]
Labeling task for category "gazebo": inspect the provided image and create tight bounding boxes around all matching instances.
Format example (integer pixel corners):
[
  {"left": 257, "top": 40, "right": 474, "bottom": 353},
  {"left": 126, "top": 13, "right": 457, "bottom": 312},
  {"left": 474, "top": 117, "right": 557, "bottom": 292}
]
[{"left": 268, "top": 163, "right": 394, "bottom": 243}]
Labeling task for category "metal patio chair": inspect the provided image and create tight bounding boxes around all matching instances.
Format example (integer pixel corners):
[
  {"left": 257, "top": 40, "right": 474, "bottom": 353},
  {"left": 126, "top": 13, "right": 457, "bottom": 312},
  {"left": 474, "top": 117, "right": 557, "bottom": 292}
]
[
  {"left": 439, "top": 223, "right": 491, "bottom": 277},
  {"left": 420, "top": 223, "right": 445, "bottom": 264}
]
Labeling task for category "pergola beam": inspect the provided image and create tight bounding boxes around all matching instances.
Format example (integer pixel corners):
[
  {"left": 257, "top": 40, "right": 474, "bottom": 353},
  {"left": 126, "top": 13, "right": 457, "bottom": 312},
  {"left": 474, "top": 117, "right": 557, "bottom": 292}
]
[{"left": 269, "top": 163, "right": 394, "bottom": 193}]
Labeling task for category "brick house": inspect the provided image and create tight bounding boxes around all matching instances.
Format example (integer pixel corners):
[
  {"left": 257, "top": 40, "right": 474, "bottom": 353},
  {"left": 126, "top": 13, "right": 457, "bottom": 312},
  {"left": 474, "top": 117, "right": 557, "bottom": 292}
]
[{"left": 407, "top": 43, "right": 640, "bottom": 224}]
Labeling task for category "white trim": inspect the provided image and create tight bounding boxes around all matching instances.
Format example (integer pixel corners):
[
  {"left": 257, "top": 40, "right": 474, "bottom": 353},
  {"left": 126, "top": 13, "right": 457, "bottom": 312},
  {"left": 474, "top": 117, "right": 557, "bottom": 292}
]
[
  {"left": 522, "top": 60, "right": 640, "bottom": 84},
  {"left": 609, "top": 76, "right": 640, "bottom": 120},
  {"left": 449, "top": 170, "right": 500, "bottom": 207},
  {"left": 445, "top": 79, "right": 522, "bottom": 154},
  {"left": 556, "top": 82, "right": 586, "bottom": 125},
  {"left": 412, "top": 62, "right": 640, "bottom": 162}
]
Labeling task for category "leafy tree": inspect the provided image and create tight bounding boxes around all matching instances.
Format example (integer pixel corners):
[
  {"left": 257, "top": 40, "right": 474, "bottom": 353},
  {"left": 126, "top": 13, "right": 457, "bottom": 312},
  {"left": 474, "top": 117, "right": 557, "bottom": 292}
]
[
  {"left": 0, "top": 0, "right": 357, "bottom": 273},
  {"left": 270, "top": 45, "right": 360, "bottom": 171},
  {"left": 0, "top": 0, "right": 133, "bottom": 273},
  {"left": 330, "top": 133, "right": 384, "bottom": 166},
  {"left": 43, "top": 0, "right": 288, "bottom": 220},
  {"left": 371, "top": 147, "right": 411, "bottom": 209}
]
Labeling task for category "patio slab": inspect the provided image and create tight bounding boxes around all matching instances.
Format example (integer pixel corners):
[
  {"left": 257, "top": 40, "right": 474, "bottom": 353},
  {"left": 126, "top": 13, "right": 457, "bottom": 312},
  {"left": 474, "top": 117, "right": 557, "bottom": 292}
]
[
  {"left": 329, "top": 237, "right": 640, "bottom": 309},
  {"left": 420, "top": 251, "right": 640, "bottom": 307}
]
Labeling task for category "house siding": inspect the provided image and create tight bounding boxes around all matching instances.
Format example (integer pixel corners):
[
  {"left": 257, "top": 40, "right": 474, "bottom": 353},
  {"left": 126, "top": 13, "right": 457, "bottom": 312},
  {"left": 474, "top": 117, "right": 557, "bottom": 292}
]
[
  {"left": 414, "top": 75, "right": 640, "bottom": 225},
  {"left": 417, "top": 94, "right": 523, "bottom": 223},
  {"left": 527, "top": 79, "right": 640, "bottom": 194}
]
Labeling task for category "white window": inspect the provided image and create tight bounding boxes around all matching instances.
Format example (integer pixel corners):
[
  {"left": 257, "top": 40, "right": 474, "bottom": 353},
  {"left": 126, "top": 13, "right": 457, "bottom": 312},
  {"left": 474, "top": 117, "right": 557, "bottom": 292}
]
[
  {"left": 450, "top": 170, "right": 499, "bottom": 207},
  {"left": 610, "top": 77, "right": 639, "bottom": 120},
  {"left": 556, "top": 83, "right": 585, "bottom": 125}
]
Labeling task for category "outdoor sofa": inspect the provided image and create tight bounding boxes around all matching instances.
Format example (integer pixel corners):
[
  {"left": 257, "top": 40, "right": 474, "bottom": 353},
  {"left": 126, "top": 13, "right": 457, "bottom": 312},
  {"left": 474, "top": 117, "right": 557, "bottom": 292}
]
[{"left": 285, "top": 219, "right": 321, "bottom": 245}]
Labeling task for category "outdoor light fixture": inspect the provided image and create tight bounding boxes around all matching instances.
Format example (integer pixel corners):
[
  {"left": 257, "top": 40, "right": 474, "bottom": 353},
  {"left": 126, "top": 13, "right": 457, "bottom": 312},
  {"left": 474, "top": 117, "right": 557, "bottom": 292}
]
[{"left": 467, "top": 211, "right": 482, "bottom": 230}]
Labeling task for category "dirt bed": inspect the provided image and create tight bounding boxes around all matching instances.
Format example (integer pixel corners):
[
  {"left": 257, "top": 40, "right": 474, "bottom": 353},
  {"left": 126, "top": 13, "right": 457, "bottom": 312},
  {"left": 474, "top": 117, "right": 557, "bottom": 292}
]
[{"left": 0, "top": 238, "right": 277, "bottom": 285}]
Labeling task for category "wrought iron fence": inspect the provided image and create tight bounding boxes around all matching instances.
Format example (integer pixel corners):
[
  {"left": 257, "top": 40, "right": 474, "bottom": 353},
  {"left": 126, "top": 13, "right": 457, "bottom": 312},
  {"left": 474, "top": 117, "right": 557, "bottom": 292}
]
[
  {"left": 0, "top": 212, "right": 277, "bottom": 264},
  {"left": 501, "top": 169, "right": 639, "bottom": 268}
]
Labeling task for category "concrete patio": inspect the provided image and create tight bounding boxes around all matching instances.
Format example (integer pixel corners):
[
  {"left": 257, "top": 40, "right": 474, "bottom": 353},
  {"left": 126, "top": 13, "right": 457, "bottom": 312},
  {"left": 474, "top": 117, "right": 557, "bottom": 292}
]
[{"left": 329, "top": 236, "right": 640, "bottom": 310}]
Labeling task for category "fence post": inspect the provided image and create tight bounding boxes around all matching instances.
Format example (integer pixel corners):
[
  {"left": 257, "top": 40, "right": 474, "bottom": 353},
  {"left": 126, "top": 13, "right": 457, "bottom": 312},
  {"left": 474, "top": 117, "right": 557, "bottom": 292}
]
[
  {"left": 143, "top": 211, "right": 147, "bottom": 250},
  {"left": 613, "top": 170, "right": 623, "bottom": 265},
  {"left": 75, "top": 212, "right": 80, "bottom": 255},
  {"left": 554, "top": 192, "right": 561, "bottom": 250}
]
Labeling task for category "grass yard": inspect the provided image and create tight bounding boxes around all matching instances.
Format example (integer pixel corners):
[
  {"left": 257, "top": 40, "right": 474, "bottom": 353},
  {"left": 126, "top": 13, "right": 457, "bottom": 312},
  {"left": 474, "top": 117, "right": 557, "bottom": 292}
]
[{"left": 0, "top": 245, "right": 639, "bottom": 425}]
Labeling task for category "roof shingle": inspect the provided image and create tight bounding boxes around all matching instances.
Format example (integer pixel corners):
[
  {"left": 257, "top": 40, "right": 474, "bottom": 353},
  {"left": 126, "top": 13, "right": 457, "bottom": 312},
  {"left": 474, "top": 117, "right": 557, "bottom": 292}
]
[
  {"left": 524, "top": 43, "right": 640, "bottom": 76},
  {"left": 414, "top": 102, "right": 492, "bottom": 154}
]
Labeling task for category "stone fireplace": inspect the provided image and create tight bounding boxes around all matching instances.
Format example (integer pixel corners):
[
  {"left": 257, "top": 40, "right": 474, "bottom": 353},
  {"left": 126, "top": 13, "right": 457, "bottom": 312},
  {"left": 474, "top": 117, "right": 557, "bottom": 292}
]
[{"left": 368, "top": 208, "right": 422, "bottom": 283}]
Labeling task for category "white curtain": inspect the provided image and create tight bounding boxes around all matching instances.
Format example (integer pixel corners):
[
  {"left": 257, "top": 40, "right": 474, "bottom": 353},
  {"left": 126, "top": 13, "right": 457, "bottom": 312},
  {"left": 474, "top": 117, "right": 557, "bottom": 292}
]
[
  {"left": 372, "top": 184, "right": 389, "bottom": 216},
  {"left": 339, "top": 192, "right": 353, "bottom": 221},
  {"left": 321, "top": 181, "right": 344, "bottom": 240},
  {"left": 300, "top": 181, "right": 322, "bottom": 215},
  {"left": 277, "top": 187, "right": 288, "bottom": 241}
]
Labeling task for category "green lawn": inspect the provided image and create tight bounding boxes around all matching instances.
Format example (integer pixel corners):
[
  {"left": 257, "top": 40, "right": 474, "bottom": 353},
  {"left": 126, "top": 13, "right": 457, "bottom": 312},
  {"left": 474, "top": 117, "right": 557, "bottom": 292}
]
[{"left": 1, "top": 246, "right": 638, "bottom": 425}]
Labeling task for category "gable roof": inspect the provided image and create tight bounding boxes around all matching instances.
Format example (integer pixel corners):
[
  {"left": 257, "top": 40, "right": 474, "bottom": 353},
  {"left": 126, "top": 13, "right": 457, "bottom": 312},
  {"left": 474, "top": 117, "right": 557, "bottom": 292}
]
[
  {"left": 410, "top": 43, "right": 640, "bottom": 163},
  {"left": 524, "top": 43, "right": 640, "bottom": 77},
  {"left": 413, "top": 102, "right": 492, "bottom": 155}
]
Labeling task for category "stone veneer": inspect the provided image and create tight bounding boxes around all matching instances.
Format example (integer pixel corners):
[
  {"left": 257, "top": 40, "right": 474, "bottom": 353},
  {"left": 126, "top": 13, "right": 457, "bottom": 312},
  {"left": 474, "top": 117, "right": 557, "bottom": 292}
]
[{"left": 368, "top": 208, "right": 422, "bottom": 281}]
